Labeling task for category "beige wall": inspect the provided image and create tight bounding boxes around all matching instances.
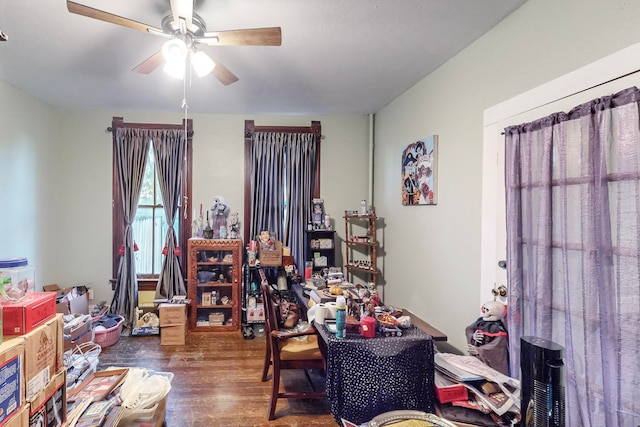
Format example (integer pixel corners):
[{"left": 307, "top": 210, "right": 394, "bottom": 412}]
[
  {"left": 374, "top": 0, "right": 640, "bottom": 352},
  {"left": 0, "top": 97, "right": 371, "bottom": 304},
  {"left": 0, "top": 80, "right": 57, "bottom": 283}
]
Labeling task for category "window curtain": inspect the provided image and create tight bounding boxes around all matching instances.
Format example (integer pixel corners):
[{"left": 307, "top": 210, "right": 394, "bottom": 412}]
[
  {"left": 504, "top": 86, "right": 640, "bottom": 426},
  {"left": 152, "top": 129, "right": 187, "bottom": 299},
  {"left": 110, "top": 128, "right": 151, "bottom": 329},
  {"left": 283, "top": 135, "right": 319, "bottom": 273},
  {"left": 249, "top": 132, "right": 318, "bottom": 273}
]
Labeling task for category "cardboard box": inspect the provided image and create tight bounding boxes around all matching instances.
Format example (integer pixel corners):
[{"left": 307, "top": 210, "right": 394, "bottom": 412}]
[
  {"left": 42, "top": 284, "right": 89, "bottom": 315},
  {"left": 208, "top": 312, "right": 225, "bottom": 325},
  {"left": 160, "top": 324, "right": 186, "bottom": 346},
  {"left": 0, "top": 339, "right": 24, "bottom": 427},
  {"left": 28, "top": 369, "right": 66, "bottom": 427},
  {"left": 158, "top": 303, "right": 187, "bottom": 327},
  {"left": 2, "top": 404, "right": 28, "bottom": 427},
  {"left": 2, "top": 292, "right": 56, "bottom": 336},
  {"left": 131, "top": 304, "right": 160, "bottom": 336},
  {"left": 12, "top": 314, "right": 63, "bottom": 400},
  {"left": 434, "top": 371, "right": 469, "bottom": 404},
  {"left": 259, "top": 240, "right": 283, "bottom": 266},
  {"left": 201, "top": 292, "right": 211, "bottom": 306},
  {"left": 63, "top": 315, "right": 93, "bottom": 352}
]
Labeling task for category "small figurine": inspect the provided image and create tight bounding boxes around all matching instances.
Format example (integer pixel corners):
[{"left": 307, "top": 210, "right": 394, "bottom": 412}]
[
  {"left": 363, "top": 302, "right": 376, "bottom": 317},
  {"left": 369, "top": 289, "right": 381, "bottom": 307},
  {"left": 211, "top": 196, "right": 228, "bottom": 239},
  {"left": 347, "top": 298, "right": 361, "bottom": 321},
  {"left": 227, "top": 211, "right": 240, "bottom": 239},
  {"left": 480, "top": 300, "right": 507, "bottom": 322},
  {"left": 258, "top": 230, "right": 275, "bottom": 250},
  {"left": 465, "top": 300, "right": 509, "bottom": 374},
  {"left": 312, "top": 198, "right": 325, "bottom": 229}
]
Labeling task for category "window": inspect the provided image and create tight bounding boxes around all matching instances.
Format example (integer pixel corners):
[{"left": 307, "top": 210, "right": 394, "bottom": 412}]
[
  {"left": 133, "top": 146, "right": 175, "bottom": 276},
  {"left": 111, "top": 117, "right": 192, "bottom": 288}
]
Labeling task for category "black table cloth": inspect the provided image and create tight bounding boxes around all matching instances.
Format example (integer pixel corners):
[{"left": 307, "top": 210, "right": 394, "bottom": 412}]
[{"left": 323, "top": 324, "right": 435, "bottom": 425}]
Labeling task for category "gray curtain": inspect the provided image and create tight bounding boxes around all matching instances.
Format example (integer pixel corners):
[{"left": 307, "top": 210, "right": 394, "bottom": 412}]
[
  {"left": 504, "top": 86, "right": 640, "bottom": 426},
  {"left": 249, "top": 132, "right": 318, "bottom": 273},
  {"left": 111, "top": 128, "right": 151, "bottom": 329},
  {"left": 153, "top": 129, "right": 187, "bottom": 300},
  {"left": 284, "top": 134, "right": 318, "bottom": 273}
]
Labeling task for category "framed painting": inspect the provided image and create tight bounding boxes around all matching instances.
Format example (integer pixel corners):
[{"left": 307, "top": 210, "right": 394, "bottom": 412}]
[
  {"left": 67, "top": 368, "right": 129, "bottom": 403},
  {"left": 401, "top": 135, "right": 438, "bottom": 206}
]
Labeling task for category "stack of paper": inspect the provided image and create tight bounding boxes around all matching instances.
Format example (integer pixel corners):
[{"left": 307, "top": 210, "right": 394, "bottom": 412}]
[{"left": 434, "top": 353, "right": 521, "bottom": 424}]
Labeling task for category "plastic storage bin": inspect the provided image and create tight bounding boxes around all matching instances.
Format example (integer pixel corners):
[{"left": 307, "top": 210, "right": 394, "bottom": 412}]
[
  {"left": 0, "top": 257, "right": 35, "bottom": 302},
  {"left": 119, "top": 370, "right": 174, "bottom": 427}
]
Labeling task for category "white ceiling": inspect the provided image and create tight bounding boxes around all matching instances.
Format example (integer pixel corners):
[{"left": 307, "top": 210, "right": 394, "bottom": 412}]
[{"left": 0, "top": 0, "right": 527, "bottom": 115}]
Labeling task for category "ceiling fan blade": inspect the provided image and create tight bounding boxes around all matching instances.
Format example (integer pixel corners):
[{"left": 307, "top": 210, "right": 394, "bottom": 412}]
[
  {"left": 132, "top": 51, "right": 164, "bottom": 74},
  {"left": 211, "top": 60, "right": 239, "bottom": 86},
  {"left": 67, "top": 1, "right": 163, "bottom": 34},
  {"left": 199, "top": 27, "right": 282, "bottom": 46},
  {"left": 170, "top": 0, "right": 193, "bottom": 32}
]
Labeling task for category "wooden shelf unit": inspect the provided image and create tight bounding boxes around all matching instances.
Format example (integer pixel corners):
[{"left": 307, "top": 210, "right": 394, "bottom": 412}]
[
  {"left": 343, "top": 210, "right": 378, "bottom": 285},
  {"left": 187, "top": 238, "right": 242, "bottom": 332}
]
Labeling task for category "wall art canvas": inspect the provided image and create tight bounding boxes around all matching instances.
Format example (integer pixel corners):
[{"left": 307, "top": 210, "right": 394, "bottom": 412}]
[{"left": 401, "top": 135, "right": 438, "bottom": 205}]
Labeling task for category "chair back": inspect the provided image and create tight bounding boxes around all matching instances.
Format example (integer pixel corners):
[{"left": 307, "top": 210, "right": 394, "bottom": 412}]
[
  {"left": 259, "top": 269, "right": 280, "bottom": 334},
  {"left": 257, "top": 268, "right": 327, "bottom": 420}
]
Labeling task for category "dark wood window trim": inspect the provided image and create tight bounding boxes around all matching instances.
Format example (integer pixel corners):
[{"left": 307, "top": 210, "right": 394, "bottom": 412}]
[
  {"left": 111, "top": 116, "right": 193, "bottom": 290},
  {"left": 243, "top": 120, "right": 321, "bottom": 243}
]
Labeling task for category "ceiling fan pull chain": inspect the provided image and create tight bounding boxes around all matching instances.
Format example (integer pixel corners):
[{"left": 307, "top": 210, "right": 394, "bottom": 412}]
[{"left": 181, "top": 62, "right": 189, "bottom": 124}]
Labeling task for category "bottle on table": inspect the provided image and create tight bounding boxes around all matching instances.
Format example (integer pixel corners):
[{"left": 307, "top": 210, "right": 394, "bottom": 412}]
[{"left": 335, "top": 296, "right": 346, "bottom": 339}]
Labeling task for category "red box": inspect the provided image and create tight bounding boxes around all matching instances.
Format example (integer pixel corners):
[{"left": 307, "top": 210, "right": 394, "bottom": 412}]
[
  {"left": 434, "top": 382, "right": 468, "bottom": 404},
  {"left": 2, "top": 292, "right": 56, "bottom": 336}
]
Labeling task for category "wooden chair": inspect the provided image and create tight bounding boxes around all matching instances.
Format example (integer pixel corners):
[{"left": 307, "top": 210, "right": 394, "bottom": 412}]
[{"left": 260, "top": 278, "right": 326, "bottom": 420}]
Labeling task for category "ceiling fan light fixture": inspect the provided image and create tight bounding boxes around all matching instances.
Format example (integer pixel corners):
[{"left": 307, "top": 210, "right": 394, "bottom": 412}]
[
  {"left": 191, "top": 51, "right": 216, "bottom": 77},
  {"left": 162, "top": 38, "right": 187, "bottom": 62},
  {"left": 163, "top": 58, "right": 185, "bottom": 80}
]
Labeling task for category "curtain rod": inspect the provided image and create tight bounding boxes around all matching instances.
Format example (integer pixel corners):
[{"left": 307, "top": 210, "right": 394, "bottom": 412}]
[
  {"left": 500, "top": 66, "right": 640, "bottom": 135},
  {"left": 106, "top": 126, "right": 194, "bottom": 136}
]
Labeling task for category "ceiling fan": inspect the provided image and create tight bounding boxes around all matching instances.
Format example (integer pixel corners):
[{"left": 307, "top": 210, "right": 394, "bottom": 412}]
[{"left": 66, "top": 0, "right": 282, "bottom": 85}]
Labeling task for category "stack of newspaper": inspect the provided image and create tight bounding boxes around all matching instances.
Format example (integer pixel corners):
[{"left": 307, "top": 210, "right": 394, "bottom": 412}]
[{"left": 434, "top": 353, "right": 521, "bottom": 426}]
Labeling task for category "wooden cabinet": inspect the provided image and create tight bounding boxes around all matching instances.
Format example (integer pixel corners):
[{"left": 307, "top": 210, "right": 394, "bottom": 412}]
[
  {"left": 187, "top": 238, "right": 241, "bottom": 332},
  {"left": 305, "top": 230, "right": 336, "bottom": 271},
  {"left": 343, "top": 210, "right": 378, "bottom": 285}
]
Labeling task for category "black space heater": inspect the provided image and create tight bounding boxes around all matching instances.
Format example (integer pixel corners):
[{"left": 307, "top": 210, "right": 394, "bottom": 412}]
[{"left": 520, "top": 336, "right": 566, "bottom": 427}]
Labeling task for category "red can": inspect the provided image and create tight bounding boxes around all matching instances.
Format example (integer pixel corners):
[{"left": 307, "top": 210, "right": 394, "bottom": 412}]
[{"left": 360, "top": 316, "right": 376, "bottom": 338}]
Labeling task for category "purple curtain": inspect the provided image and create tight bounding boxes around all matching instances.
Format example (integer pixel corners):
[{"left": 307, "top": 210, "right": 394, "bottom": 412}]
[{"left": 504, "top": 87, "right": 640, "bottom": 426}]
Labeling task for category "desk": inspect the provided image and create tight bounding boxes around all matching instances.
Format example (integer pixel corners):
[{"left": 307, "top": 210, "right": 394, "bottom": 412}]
[
  {"left": 318, "top": 323, "right": 434, "bottom": 425},
  {"left": 291, "top": 284, "right": 442, "bottom": 424}
]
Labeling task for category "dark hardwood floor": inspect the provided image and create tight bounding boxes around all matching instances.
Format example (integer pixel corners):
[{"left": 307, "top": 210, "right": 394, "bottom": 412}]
[{"left": 97, "top": 330, "right": 336, "bottom": 427}]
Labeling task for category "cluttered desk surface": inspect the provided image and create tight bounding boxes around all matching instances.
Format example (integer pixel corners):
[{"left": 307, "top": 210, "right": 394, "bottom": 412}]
[{"left": 292, "top": 283, "right": 448, "bottom": 342}]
